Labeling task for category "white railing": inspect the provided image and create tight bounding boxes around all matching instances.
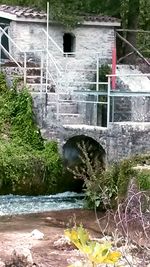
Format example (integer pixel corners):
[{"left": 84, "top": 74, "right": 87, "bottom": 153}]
[
  {"left": 1, "top": 27, "right": 150, "bottom": 128},
  {"left": 0, "top": 27, "right": 24, "bottom": 72},
  {"left": 107, "top": 73, "right": 150, "bottom": 126},
  {"left": 37, "top": 73, "right": 150, "bottom": 127},
  {"left": 46, "top": 90, "right": 108, "bottom": 126}
]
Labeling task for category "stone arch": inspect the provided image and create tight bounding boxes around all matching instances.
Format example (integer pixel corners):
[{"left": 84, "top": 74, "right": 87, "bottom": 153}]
[
  {"left": 63, "top": 134, "right": 106, "bottom": 169},
  {"left": 62, "top": 135, "right": 106, "bottom": 192}
]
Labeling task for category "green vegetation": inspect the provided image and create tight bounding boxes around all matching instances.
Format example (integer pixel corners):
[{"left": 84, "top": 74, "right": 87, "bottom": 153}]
[
  {"left": 0, "top": 73, "right": 63, "bottom": 195},
  {"left": 80, "top": 147, "right": 150, "bottom": 209}
]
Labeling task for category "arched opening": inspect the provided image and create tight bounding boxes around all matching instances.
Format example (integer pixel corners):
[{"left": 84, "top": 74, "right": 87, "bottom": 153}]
[
  {"left": 63, "top": 33, "right": 75, "bottom": 56},
  {"left": 62, "top": 135, "right": 106, "bottom": 193}
]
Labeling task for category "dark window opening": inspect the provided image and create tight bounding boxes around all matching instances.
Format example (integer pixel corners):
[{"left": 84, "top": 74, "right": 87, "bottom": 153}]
[
  {"left": 1, "top": 28, "right": 9, "bottom": 59},
  {"left": 63, "top": 33, "right": 75, "bottom": 56}
]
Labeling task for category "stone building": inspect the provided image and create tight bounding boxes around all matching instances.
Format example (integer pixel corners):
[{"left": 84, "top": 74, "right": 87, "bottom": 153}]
[
  {"left": 0, "top": 5, "right": 149, "bottom": 129},
  {"left": 0, "top": 5, "right": 120, "bottom": 61},
  {"left": 0, "top": 4, "right": 150, "bottom": 169},
  {"left": 0, "top": 4, "right": 122, "bottom": 127}
]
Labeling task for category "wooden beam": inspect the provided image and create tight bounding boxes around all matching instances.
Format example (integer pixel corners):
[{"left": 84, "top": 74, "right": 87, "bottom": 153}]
[
  {"left": 116, "top": 32, "right": 150, "bottom": 67},
  {"left": 117, "top": 29, "right": 150, "bottom": 34}
]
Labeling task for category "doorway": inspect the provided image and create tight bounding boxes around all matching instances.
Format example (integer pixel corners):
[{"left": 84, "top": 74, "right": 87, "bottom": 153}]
[{"left": 63, "top": 33, "right": 75, "bottom": 56}]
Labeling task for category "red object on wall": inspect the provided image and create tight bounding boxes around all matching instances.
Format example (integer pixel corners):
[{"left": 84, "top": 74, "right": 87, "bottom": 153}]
[{"left": 112, "top": 47, "right": 116, "bottom": 90}]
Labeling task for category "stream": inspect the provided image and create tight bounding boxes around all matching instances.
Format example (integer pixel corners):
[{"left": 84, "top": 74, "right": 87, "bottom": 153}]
[{"left": 0, "top": 192, "right": 84, "bottom": 216}]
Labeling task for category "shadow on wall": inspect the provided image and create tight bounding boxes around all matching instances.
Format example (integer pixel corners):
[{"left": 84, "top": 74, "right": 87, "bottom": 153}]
[{"left": 62, "top": 135, "right": 106, "bottom": 192}]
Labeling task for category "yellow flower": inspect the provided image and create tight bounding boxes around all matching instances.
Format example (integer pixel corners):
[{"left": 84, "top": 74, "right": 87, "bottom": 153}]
[
  {"left": 103, "top": 251, "right": 122, "bottom": 264},
  {"left": 65, "top": 226, "right": 122, "bottom": 266}
]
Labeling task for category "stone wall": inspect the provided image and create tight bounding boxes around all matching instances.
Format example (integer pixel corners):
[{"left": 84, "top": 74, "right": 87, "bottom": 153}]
[
  {"left": 8, "top": 22, "right": 115, "bottom": 59},
  {"left": 41, "top": 122, "right": 150, "bottom": 163},
  {"left": 7, "top": 21, "right": 114, "bottom": 92}
]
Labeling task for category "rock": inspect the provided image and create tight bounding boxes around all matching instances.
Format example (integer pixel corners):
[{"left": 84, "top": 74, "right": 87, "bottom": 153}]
[
  {"left": 53, "top": 235, "right": 75, "bottom": 250},
  {"left": 30, "top": 229, "right": 44, "bottom": 240},
  {"left": 0, "top": 260, "right": 5, "bottom": 267},
  {"left": 5, "top": 250, "right": 34, "bottom": 267},
  {"left": 13, "top": 248, "right": 33, "bottom": 264},
  {"left": 53, "top": 235, "right": 70, "bottom": 247}
]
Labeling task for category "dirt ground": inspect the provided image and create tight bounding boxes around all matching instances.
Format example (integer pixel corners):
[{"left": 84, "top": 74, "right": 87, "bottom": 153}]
[
  {"left": 0, "top": 209, "right": 106, "bottom": 267},
  {"left": 0, "top": 209, "right": 149, "bottom": 267}
]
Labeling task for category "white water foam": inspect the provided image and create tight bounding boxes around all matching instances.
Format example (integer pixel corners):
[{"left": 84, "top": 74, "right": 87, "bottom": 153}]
[{"left": 0, "top": 192, "right": 84, "bottom": 216}]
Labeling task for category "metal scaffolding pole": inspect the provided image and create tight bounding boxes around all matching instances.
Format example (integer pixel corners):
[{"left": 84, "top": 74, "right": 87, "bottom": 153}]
[{"left": 46, "top": 1, "right": 49, "bottom": 94}]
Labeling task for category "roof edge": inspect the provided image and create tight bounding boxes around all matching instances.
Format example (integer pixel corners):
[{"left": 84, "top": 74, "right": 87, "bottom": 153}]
[
  {"left": 81, "top": 20, "right": 121, "bottom": 27},
  {"left": 0, "top": 11, "right": 46, "bottom": 23},
  {"left": 0, "top": 8, "right": 121, "bottom": 27}
]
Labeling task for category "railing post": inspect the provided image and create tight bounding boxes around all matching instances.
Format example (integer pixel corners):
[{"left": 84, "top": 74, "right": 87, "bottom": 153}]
[
  {"left": 56, "top": 93, "right": 59, "bottom": 120},
  {"left": 96, "top": 53, "right": 99, "bottom": 91},
  {"left": 24, "top": 52, "right": 27, "bottom": 86},
  {"left": 107, "top": 76, "right": 111, "bottom": 127},
  {"left": 46, "top": 49, "right": 48, "bottom": 94},
  {"left": 40, "top": 51, "right": 44, "bottom": 94},
  {"left": 96, "top": 53, "right": 99, "bottom": 125},
  {"left": 112, "top": 96, "right": 115, "bottom": 122},
  {"left": 65, "top": 53, "right": 69, "bottom": 91}
]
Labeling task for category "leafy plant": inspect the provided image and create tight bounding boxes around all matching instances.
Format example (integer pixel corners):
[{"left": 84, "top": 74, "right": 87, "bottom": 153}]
[
  {"left": 136, "top": 169, "right": 150, "bottom": 190},
  {"left": 70, "top": 141, "right": 150, "bottom": 209},
  {"left": 65, "top": 225, "right": 121, "bottom": 267},
  {"left": 0, "top": 73, "right": 63, "bottom": 195}
]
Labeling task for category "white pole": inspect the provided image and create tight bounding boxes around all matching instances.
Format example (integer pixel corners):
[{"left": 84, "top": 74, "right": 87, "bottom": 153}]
[
  {"left": 40, "top": 51, "right": 44, "bottom": 94},
  {"left": 96, "top": 53, "right": 99, "bottom": 125},
  {"left": 46, "top": 1, "right": 49, "bottom": 94},
  {"left": 24, "top": 52, "right": 27, "bottom": 86},
  {"left": 107, "top": 76, "right": 111, "bottom": 127},
  {"left": 96, "top": 53, "right": 99, "bottom": 91}
]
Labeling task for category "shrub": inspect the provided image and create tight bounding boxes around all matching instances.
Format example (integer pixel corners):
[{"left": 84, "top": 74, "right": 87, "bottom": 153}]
[
  {"left": 0, "top": 73, "right": 63, "bottom": 195},
  {"left": 136, "top": 169, "right": 150, "bottom": 190},
  {"left": 78, "top": 144, "right": 150, "bottom": 209},
  {"left": 0, "top": 139, "right": 62, "bottom": 195},
  {"left": 98, "top": 64, "right": 112, "bottom": 83}
]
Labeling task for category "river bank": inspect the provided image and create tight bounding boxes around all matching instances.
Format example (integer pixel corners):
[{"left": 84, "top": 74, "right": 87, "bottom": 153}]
[
  {"left": 0, "top": 209, "right": 149, "bottom": 267},
  {"left": 0, "top": 209, "right": 103, "bottom": 267}
]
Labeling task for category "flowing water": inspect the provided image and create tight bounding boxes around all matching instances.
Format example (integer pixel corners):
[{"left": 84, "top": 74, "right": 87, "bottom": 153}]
[{"left": 0, "top": 192, "right": 84, "bottom": 216}]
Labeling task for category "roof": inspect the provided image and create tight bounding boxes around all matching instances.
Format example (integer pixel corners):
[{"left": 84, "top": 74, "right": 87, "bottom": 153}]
[
  {"left": 0, "top": 4, "right": 46, "bottom": 22},
  {"left": 82, "top": 14, "right": 120, "bottom": 23},
  {"left": 0, "top": 4, "right": 121, "bottom": 26}
]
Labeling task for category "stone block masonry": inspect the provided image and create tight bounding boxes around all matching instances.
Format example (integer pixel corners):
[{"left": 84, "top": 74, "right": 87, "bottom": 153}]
[{"left": 41, "top": 122, "right": 150, "bottom": 163}]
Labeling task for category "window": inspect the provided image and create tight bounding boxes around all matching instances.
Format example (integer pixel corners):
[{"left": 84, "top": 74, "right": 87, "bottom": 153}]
[
  {"left": 63, "top": 33, "right": 75, "bottom": 56},
  {"left": 0, "top": 25, "right": 9, "bottom": 59}
]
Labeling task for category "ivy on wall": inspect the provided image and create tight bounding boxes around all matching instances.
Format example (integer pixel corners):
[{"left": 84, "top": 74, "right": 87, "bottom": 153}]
[{"left": 0, "top": 73, "right": 63, "bottom": 195}]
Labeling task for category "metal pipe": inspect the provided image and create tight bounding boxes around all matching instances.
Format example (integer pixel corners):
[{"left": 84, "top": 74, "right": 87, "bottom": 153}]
[
  {"left": 47, "top": 50, "right": 62, "bottom": 74},
  {"left": 42, "top": 28, "right": 64, "bottom": 54},
  {"left": 112, "top": 96, "right": 115, "bottom": 122},
  {"left": 0, "top": 43, "right": 22, "bottom": 70},
  {"left": 0, "top": 26, "right": 22, "bottom": 53},
  {"left": 46, "top": 1, "right": 50, "bottom": 94},
  {"left": 107, "top": 73, "right": 150, "bottom": 77},
  {"left": 96, "top": 53, "right": 99, "bottom": 91},
  {"left": 40, "top": 51, "right": 44, "bottom": 94},
  {"left": 107, "top": 76, "right": 111, "bottom": 127},
  {"left": 23, "top": 52, "right": 27, "bottom": 86}
]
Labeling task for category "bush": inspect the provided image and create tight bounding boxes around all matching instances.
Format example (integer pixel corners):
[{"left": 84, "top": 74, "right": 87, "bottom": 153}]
[
  {"left": 0, "top": 139, "right": 62, "bottom": 195},
  {"left": 83, "top": 151, "right": 150, "bottom": 210},
  {"left": 136, "top": 169, "right": 150, "bottom": 191},
  {"left": 0, "top": 73, "right": 63, "bottom": 195}
]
